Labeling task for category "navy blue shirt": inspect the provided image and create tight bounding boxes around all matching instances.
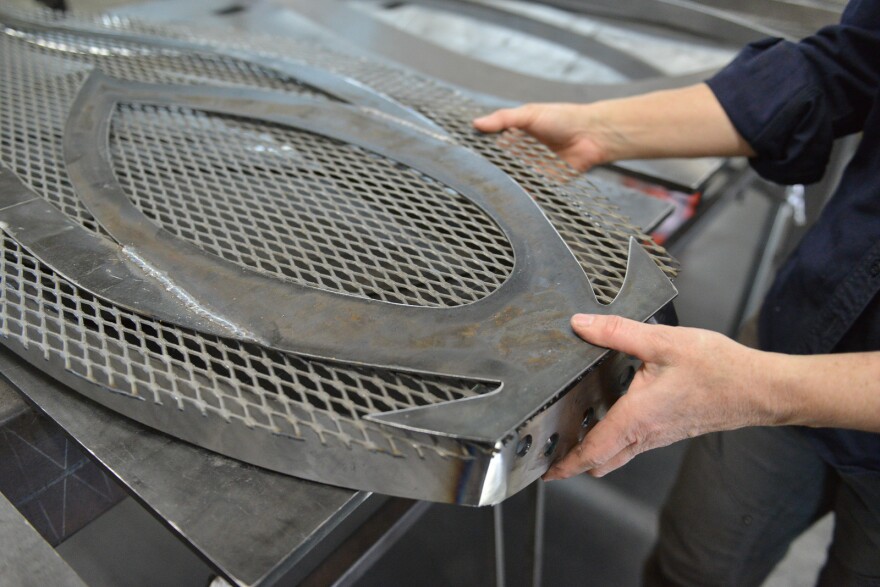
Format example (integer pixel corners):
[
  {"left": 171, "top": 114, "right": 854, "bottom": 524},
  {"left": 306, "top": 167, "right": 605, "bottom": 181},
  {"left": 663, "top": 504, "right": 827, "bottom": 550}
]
[{"left": 706, "top": 0, "right": 880, "bottom": 475}]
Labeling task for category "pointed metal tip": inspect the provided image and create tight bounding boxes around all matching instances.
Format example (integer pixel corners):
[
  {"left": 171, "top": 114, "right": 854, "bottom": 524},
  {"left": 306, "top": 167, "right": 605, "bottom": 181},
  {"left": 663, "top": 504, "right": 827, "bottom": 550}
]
[
  {"left": 603, "top": 237, "right": 677, "bottom": 310},
  {"left": 364, "top": 392, "right": 505, "bottom": 445}
]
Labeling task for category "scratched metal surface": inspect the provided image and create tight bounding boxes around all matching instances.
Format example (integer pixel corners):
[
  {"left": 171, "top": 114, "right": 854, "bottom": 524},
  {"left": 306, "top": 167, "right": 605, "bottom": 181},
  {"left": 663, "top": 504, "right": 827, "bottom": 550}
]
[{"left": 0, "top": 8, "right": 677, "bottom": 504}]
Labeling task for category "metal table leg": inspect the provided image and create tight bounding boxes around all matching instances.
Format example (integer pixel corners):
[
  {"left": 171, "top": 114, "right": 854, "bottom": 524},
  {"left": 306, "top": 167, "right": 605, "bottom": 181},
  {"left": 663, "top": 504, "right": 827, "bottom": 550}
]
[{"left": 494, "top": 481, "right": 545, "bottom": 587}]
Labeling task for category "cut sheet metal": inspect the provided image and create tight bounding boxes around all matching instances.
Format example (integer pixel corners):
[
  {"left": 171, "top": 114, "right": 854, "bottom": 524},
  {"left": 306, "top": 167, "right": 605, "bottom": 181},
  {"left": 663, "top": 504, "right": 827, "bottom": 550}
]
[{"left": 0, "top": 9, "right": 677, "bottom": 504}]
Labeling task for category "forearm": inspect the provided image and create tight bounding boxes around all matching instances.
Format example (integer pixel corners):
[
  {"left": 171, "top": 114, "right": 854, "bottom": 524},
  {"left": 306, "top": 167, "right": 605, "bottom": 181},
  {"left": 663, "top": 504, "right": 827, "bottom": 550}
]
[
  {"left": 586, "top": 83, "right": 756, "bottom": 162},
  {"left": 759, "top": 351, "right": 880, "bottom": 433}
]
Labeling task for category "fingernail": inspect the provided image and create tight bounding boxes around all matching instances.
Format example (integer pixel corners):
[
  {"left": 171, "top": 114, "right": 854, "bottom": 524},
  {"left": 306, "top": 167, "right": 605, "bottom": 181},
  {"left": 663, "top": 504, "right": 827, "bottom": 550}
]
[{"left": 572, "top": 314, "right": 596, "bottom": 328}]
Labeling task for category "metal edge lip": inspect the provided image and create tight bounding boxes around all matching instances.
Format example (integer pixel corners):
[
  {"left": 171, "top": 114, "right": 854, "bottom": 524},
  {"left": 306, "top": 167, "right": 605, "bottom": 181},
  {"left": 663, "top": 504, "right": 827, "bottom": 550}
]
[
  {"left": 0, "top": 324, "right": 623, "bottom": 507},
  {"left": 475, "top": 349, "right": 645, "bottom": 505}
]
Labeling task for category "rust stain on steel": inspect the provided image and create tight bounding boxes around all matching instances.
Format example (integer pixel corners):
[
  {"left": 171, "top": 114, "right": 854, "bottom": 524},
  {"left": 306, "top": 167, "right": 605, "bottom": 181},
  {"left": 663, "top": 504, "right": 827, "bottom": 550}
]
[
  {"left": 498, "top": 329, "right": 571, "bottom": 355},
  {"left": 410, "top": 323, "right": 481, "bottom": 350},
  {"left": 492, "top": 305, "right": 524, "bottom": 326}
]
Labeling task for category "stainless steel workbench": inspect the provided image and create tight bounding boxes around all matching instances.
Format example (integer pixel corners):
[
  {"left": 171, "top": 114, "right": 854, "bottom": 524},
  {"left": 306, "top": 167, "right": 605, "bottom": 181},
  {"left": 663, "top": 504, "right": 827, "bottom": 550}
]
[
  {"left": 0, "top": 345, "right": 561, "bottom": 586},
  {"left": 0, "top": 346, "right": 425, "bottom": 586}
]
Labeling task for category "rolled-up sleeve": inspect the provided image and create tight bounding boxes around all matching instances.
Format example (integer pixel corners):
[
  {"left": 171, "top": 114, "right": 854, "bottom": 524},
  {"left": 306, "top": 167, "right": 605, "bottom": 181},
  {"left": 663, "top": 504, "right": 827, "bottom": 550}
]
[{"left": 706, "top": 0, "right": 880, "bottom": 185}]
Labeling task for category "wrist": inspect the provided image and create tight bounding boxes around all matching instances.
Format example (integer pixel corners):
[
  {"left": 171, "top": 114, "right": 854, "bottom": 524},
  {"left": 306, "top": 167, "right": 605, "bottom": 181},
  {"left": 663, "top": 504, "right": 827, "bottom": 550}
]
[
  {"left": 577, "top": 100, "right": 631, "bottom": 164},
  {"left": 749, "top": 350, "right": 799, "bottom": 427}
]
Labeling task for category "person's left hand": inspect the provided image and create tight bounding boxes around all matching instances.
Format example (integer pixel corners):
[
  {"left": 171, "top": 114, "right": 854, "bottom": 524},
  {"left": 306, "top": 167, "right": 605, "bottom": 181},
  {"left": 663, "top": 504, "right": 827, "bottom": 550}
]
[
  {"left": 543, "top": 314, "right": 776, "bottom": 480},
  {"left": 473, "top": 103, "right": 612, "bottom": 172}
]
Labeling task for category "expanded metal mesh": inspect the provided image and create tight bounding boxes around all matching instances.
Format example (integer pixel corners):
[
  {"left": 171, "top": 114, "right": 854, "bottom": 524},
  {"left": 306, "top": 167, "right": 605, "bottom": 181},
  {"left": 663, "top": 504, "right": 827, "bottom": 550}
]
[
  {"left": 110, "top": 104, "right": 515, "bottom": 306},
  {"left": 0, "top": 10, "right": 677, "bottom": 460}
]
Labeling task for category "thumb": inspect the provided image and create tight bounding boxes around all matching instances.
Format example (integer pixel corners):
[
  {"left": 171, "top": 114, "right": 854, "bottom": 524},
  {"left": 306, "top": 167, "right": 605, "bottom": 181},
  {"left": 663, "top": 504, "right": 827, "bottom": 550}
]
[
  {"left": 473, "top": 106, "right": 534, "bottom": 133},
  {"left": 571, "top": 314, "right": 669, "bottom": 363}
]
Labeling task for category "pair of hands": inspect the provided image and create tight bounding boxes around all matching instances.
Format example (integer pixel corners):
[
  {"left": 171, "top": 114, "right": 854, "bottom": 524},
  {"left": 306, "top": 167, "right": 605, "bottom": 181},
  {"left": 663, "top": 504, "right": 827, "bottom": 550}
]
[{"left": 472, "top": 104, "right": 768, "bottom": 479}]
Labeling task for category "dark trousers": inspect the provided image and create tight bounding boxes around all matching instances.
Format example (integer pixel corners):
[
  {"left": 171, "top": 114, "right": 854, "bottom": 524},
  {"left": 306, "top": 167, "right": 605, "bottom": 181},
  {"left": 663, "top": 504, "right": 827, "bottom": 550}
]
[{"left": 643, "top": 426, "right": 880, "bottom": 586}]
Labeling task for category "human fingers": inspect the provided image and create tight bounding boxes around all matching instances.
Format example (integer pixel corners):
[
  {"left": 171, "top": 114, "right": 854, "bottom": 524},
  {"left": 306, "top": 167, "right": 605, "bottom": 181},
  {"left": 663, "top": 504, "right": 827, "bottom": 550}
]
[
  {"left": 543, "top": 403, "right": 634, "bottom": 480},
  {"left": 586, "top": 442, "right": 643, "bottom": 478},
  {"left": 571, "top": 314, "right": 671, "bottom": 364},
  {"left": 472, "top": 106, "right": 536, "bottom": 133}
]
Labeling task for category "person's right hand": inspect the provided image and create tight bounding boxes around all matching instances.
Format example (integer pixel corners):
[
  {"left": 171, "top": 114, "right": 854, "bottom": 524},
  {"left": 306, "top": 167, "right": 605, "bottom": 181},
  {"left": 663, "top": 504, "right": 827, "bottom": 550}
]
[
  {"left": 473, "top": 103, "right": 615, "bottom": 172},
  {"left": 544, "top": 314, "right": 774, "bottom": 480}
]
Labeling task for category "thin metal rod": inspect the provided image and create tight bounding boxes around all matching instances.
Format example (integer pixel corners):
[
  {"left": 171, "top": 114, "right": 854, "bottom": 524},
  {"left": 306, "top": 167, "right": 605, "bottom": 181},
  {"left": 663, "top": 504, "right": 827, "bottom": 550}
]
[
  {"left": 532, "top": 482, "right": 546, "bottom": 587},
  {"left": 494, "top": 502, "right": 506, "bottom": 587}
]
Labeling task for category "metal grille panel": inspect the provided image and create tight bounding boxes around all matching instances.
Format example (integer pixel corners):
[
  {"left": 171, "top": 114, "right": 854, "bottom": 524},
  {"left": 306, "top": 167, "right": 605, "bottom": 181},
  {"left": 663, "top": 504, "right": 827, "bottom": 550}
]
[{"left": 0, "top": 9, "right": 679, "bottom": 503}]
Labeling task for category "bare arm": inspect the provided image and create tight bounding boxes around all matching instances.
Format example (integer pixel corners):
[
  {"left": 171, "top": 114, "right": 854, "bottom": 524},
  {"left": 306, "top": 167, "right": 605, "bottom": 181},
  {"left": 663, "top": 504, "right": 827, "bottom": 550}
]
[
  {"left": 543, "top": 314, "right": 880, "bottom": 480},
  {"left": 473, "top": 84, "right": 755, "bottom": 171}
]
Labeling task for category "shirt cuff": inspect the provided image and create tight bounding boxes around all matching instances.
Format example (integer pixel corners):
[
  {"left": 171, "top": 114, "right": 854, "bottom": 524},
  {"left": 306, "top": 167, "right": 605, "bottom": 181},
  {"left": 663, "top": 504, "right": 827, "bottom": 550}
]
[{"left": 706, "top": 38, "right": 833, "bottom": 185}]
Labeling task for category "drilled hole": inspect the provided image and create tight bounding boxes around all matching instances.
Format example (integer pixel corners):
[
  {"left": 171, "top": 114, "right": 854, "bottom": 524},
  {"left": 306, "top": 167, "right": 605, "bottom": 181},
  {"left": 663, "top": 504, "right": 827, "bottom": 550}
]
[
  {"left": 515, "top": 435, "right": 532, "bottom": 457},
  {"left": 544, "top": 433, "right": 559, "bottom": 457}
]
